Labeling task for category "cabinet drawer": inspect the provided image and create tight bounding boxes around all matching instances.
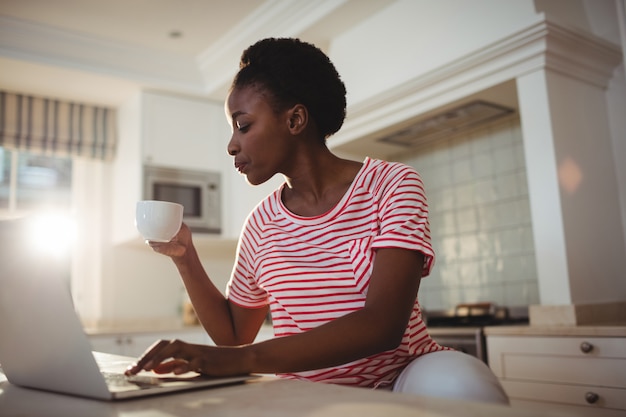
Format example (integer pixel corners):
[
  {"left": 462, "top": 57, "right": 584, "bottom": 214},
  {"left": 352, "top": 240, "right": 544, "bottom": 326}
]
[
  {"left": 502, "top": 354, "right": 626, "bottom": 387},
  {"left": 489, "top": 335, "right": 625, "bottom": 358},
  {"left": 488, "top": 335, "right": 626, "bottom": 387},
  {"left": 503, "top": 380, "right": 626, "bottom": 411}
]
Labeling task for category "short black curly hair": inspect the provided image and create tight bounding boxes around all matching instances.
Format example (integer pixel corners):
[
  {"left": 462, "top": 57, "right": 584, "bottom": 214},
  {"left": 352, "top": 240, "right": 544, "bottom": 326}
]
[{"left": 230, "top": 38, "right": 347, "bottom": 140}]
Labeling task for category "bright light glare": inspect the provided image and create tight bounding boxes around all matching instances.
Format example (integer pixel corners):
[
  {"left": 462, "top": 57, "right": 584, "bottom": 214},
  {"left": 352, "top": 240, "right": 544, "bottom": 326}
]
[{"left": 27, "top": 213, "right": 77, "bottom": 257}]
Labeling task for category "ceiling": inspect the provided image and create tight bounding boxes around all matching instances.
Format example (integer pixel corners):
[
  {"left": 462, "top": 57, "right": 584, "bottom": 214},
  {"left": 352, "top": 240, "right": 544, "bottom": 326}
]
[
  {"left": 0, "top": 0, "right": 522, "bottom": 160},
  {"left": 0, "top": 0, "right": 394, "bottom": 106}
]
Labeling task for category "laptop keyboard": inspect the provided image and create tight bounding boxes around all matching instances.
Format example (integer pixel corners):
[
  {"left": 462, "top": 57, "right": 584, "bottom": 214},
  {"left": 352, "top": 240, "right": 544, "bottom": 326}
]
[{"left": 102, "top": 372, "right": 162, "bottom": 388}]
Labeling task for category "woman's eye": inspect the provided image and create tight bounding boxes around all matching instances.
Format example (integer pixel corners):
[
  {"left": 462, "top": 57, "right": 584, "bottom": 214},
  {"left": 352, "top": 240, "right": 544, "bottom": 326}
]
[{"left": 236, "top": 121, "right": 250, "bottom": 132}]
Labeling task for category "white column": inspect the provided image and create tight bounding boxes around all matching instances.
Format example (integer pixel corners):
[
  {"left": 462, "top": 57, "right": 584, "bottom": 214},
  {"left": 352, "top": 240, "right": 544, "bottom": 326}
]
[
  {"left": 71, "top": 158, "right": 108, "bottom": 323},
  {"left": 516, "top": 70, "right": 570, "bottom": 305},
  {"left": 517, "top": 68, "right": 626, "bottom": 306}
]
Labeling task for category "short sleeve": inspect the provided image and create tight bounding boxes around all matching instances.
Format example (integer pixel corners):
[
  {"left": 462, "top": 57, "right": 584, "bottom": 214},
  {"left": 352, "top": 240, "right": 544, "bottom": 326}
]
[
  {"left": 226, "top": 219, "right": 270, "bottom": 308},
  {"left": 371, "top": 166, "right": 435, "bottom": 276}
]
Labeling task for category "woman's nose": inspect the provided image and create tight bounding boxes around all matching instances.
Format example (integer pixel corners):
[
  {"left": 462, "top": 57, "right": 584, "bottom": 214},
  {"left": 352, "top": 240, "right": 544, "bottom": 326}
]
[{"left": 227, "top": 136, "right": 239, "bottom": 156}]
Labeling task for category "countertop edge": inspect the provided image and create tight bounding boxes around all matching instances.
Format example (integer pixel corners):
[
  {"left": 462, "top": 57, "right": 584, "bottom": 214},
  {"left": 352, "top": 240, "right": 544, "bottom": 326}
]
[
  {"left": 483, "top": 324, "right": 626, "bottom": 337},
  {"left": 84, "top": 322, "right": 275, "bottom": 337}
]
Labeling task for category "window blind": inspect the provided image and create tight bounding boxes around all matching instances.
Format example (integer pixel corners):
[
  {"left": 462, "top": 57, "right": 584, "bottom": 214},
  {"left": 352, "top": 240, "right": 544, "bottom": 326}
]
[{"left": 0, "top": 91, "right": 117, "bottom": 161}]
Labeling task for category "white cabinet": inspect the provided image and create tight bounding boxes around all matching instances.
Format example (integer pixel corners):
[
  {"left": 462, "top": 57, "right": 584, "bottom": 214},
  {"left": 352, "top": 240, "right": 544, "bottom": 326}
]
[
  {"left": 113, "top": 91, "right": 232, "bottom": 243},
  {"left": 89, "top": 328, "right": 210, "bottom": 358},
  {"left": 140, "top": 91, "right": 285, "bottom": 239},
  {"left": 113, "top": 90, "right": 282, "bottom": 242},
  {"left": 89, "top": 334, "right": 131, "bottom": 356},
  {"left": 141, "top": 91, "right": 230, "bottom": 171},
  {"left": 89, "top": 325, "right": 274, "bottom": 358},
  {"left": 486, "top": 330, "right": 626, "bottom": 416}
]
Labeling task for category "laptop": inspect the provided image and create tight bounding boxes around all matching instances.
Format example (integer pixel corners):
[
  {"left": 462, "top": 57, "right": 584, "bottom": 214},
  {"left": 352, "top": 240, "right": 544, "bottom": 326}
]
[{"left": 0, "top": 216, "right": 256, "bottom": 400}]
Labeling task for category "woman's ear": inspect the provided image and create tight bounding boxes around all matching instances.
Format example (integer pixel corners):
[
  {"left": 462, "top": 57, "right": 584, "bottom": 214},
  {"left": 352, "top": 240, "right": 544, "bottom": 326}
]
[{"left": 286, "top": 104, "right": 308, "bottom": 134}]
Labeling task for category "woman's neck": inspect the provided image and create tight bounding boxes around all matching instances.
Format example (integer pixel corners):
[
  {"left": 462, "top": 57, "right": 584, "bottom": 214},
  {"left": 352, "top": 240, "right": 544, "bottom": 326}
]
[{"left": 282, "top": 151, "right": 363, "bottom": 217}]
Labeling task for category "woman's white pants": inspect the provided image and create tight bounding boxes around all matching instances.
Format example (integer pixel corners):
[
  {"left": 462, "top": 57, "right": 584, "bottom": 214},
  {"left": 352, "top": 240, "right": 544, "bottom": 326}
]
[{"left": 392, "top": 350, "right": 509, "bottom": 405}]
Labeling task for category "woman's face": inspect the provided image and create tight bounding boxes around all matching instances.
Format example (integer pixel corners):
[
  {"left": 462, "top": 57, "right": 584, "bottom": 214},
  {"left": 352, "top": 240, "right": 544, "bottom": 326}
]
[{"left": 225, "top": 86, "right": 294, "bottom": 185}]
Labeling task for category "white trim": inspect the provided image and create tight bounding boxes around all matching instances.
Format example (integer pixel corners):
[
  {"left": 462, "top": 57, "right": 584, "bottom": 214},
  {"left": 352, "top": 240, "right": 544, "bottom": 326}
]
[
  {"left": 9, "top": 151, "right": 18, "bottom": 213},
  {"left": 618, "top": 0, "right": 626, "bottom": 81},
  {"left": 0, "top": 16, "right": 205, "bottom": 95},
  {"left": 196, "top": 0, "right": 349, "bottom": 96},
  {"left": 330, "top": 17, "right": 623, "bottom": 151},
  {"left": 0, "top": 1, "right": 350, "bottom": 99}
]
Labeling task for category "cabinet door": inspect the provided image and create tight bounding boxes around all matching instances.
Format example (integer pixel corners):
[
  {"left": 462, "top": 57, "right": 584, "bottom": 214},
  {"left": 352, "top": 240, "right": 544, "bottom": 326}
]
[
  {"left": 142, "top": 92, "right": 229, "bottom": 171},
  {"left": 128, "top": 329, "right": 210, "bottom": 357},
  {"left": 122, "top": 334, "right": 157, "bottom": 357},
  {"left": 503, "top": 380, "right": 626, "bottom": 415},
  {"left": 488, "top": 335, "right": 626, "bottom": 386},
  {"left": 89, "top": 328, "right": 210, "bottom": 357},
  {"left": 89, "top": 334, "right": 133, "bottom": 355}
]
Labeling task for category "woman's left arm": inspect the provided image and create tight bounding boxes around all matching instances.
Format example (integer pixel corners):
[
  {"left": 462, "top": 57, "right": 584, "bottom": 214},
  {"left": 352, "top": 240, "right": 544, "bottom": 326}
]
[{"left": 127, "top": 246, "right": 423, "bottom": 376}]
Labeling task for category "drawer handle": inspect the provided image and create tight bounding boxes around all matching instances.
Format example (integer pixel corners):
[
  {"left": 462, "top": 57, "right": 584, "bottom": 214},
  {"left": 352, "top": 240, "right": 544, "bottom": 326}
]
[
  {"left": 580, "top": 341, "right": 594, "bottom": 353},
  {"left": 585, "top": 392, "right": 599, "bottom": 404}
]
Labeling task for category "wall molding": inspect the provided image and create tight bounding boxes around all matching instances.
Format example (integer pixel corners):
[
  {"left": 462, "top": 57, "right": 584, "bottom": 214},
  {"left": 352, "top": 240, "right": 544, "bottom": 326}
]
[
  {"left": 330, "top": 16, "right": 623, "bottom": 151},
  {"left": 196, "top": 0, "right": 349, "bottom": 96},
  {"left": 0, "top": 15, "right": 205, "bottom": 95},
  {"left": 0, "top": 1, "right": 350, "bottom": 100}
]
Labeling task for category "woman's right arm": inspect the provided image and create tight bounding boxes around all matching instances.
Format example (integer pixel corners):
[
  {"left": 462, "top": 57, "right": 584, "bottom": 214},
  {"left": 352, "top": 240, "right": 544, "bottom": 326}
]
[{"left": 147, "top": 223, "right": 267, "bottom": 346}]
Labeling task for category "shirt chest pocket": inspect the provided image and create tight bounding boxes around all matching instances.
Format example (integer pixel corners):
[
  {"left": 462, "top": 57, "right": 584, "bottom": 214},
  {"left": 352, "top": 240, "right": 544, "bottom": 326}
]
[{"left": 348, "top": 236, "right": 375, "bottom": 295}]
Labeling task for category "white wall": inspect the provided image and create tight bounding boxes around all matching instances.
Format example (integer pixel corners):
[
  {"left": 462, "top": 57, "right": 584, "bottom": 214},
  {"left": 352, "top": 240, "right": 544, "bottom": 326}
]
[
  {"left": 326, "top": 0, "right": 626, "bottom": 306},
  {"left": 71, "top": 158, "right": 110, "bottom": 320},
  {"left": 100, "top": 242, "right": 236, "bottom": 321},
  {"left": 329, "top": 0, "right": 539, "bottom": 108},
  {"left": 111, "top": 92, "right": 142, "bottom": 243}
]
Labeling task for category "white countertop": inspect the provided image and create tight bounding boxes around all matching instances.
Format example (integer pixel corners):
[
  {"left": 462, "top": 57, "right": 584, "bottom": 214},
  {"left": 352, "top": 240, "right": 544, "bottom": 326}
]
[
  {"left": 84, "top": 322, "right": 204, "bottom": 336},
  {"left": 427, "top": 326, "right": 483, "bottom": 336},
  {"left": 484, "top": 324, "right": 626, "bottom": 337},
  {"left": 0, "top": 371, "right": 566, "bottom": 417},
  {"left": 81, "top": 315, "right": 198, "bottom": 335}
]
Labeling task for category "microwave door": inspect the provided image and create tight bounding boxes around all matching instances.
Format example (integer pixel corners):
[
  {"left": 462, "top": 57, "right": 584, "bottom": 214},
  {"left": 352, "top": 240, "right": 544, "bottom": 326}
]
[{"left": 144, "top": 166, "right": 221, "bottom": 234}]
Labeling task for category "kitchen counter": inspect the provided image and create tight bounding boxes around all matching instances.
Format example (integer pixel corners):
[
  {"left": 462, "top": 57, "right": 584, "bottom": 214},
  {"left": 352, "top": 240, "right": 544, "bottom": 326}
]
[
  {"left": 0, "top": 371, "right": 566, "bottom": 417},
  {"left": 428, "top": 326, "right": 483, "bottom": 336},
  {"left": 83, "top": 321, "right": 201, "bottom": 336},
  {"left": 484, "top": 324, "right": 626, "bottom": 337},
  {"left": 83, "top": 321, "right": 275, "bottom": 340}
]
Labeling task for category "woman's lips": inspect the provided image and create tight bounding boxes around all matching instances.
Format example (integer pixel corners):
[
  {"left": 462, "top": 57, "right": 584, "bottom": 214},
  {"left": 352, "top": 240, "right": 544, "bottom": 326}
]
[{"left": 234, "top": 161, "right": 247, "bottom": 174}]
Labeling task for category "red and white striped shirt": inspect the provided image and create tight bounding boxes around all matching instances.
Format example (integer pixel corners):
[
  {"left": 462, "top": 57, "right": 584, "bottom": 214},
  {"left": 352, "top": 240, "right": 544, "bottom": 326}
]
[{"left": 226, "top": 157, "right": 446, "bottom": 388}]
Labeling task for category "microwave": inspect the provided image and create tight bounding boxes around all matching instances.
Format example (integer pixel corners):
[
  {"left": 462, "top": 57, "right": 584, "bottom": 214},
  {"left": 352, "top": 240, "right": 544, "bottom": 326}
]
[{"left": 143, "top": 165, "right": 221, "bottom": 234}]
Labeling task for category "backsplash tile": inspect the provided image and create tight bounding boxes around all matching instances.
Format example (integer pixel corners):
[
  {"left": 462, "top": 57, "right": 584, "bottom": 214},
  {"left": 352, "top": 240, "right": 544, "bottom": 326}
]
[{"left": 395, "top": 117, "right": 538, "bottom": 311}]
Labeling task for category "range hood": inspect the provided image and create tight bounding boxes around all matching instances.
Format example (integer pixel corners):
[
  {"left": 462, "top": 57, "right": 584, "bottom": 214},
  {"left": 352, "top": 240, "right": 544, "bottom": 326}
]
[{"left": 377, "top": 100, "right": 515, "bottom": 148}]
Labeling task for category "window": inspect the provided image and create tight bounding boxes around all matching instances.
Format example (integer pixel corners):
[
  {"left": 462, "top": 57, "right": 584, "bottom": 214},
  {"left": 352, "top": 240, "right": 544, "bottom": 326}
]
[
  {"left": 0, "top": 91, "right": 115, "bottom": 217},
  {"left": 0, "top": 146, "right": 72, "bottom": 215}
]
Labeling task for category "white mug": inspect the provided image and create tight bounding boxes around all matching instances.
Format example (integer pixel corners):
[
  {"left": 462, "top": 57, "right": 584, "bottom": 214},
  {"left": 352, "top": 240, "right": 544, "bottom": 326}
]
[{"left": 135, "top": 200, "right": 183, "bottom": 242}]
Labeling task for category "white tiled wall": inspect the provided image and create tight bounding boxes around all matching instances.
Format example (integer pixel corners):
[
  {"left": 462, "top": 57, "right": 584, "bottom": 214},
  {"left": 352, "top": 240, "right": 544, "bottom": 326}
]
[{"left": 395, "top": 117, "right": 539, "bottom": 310}]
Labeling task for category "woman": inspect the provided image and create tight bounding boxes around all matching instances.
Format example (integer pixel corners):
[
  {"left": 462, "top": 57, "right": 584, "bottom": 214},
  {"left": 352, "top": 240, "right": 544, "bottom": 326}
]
[{"left": 126, "top": 38, "right": 508, "bottom": 403}]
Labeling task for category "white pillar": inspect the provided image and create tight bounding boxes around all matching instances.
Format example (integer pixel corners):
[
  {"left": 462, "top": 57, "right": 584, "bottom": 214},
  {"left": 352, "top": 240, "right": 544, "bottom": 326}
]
[
  {"left": 516, "top": 70, "right": 570, "bottom": 305},
  {"left": 71, "top": 158, "right": 108, "bottom": 323},
  {"left": 518, "top": 68, "right": 626, "bottom": 307}
]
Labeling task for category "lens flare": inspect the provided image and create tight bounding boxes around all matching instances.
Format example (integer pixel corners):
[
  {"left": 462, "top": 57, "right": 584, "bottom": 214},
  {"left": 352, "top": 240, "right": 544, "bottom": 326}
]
[{"left": 27, "top": 212, "right": 77, "bottom": 258}]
